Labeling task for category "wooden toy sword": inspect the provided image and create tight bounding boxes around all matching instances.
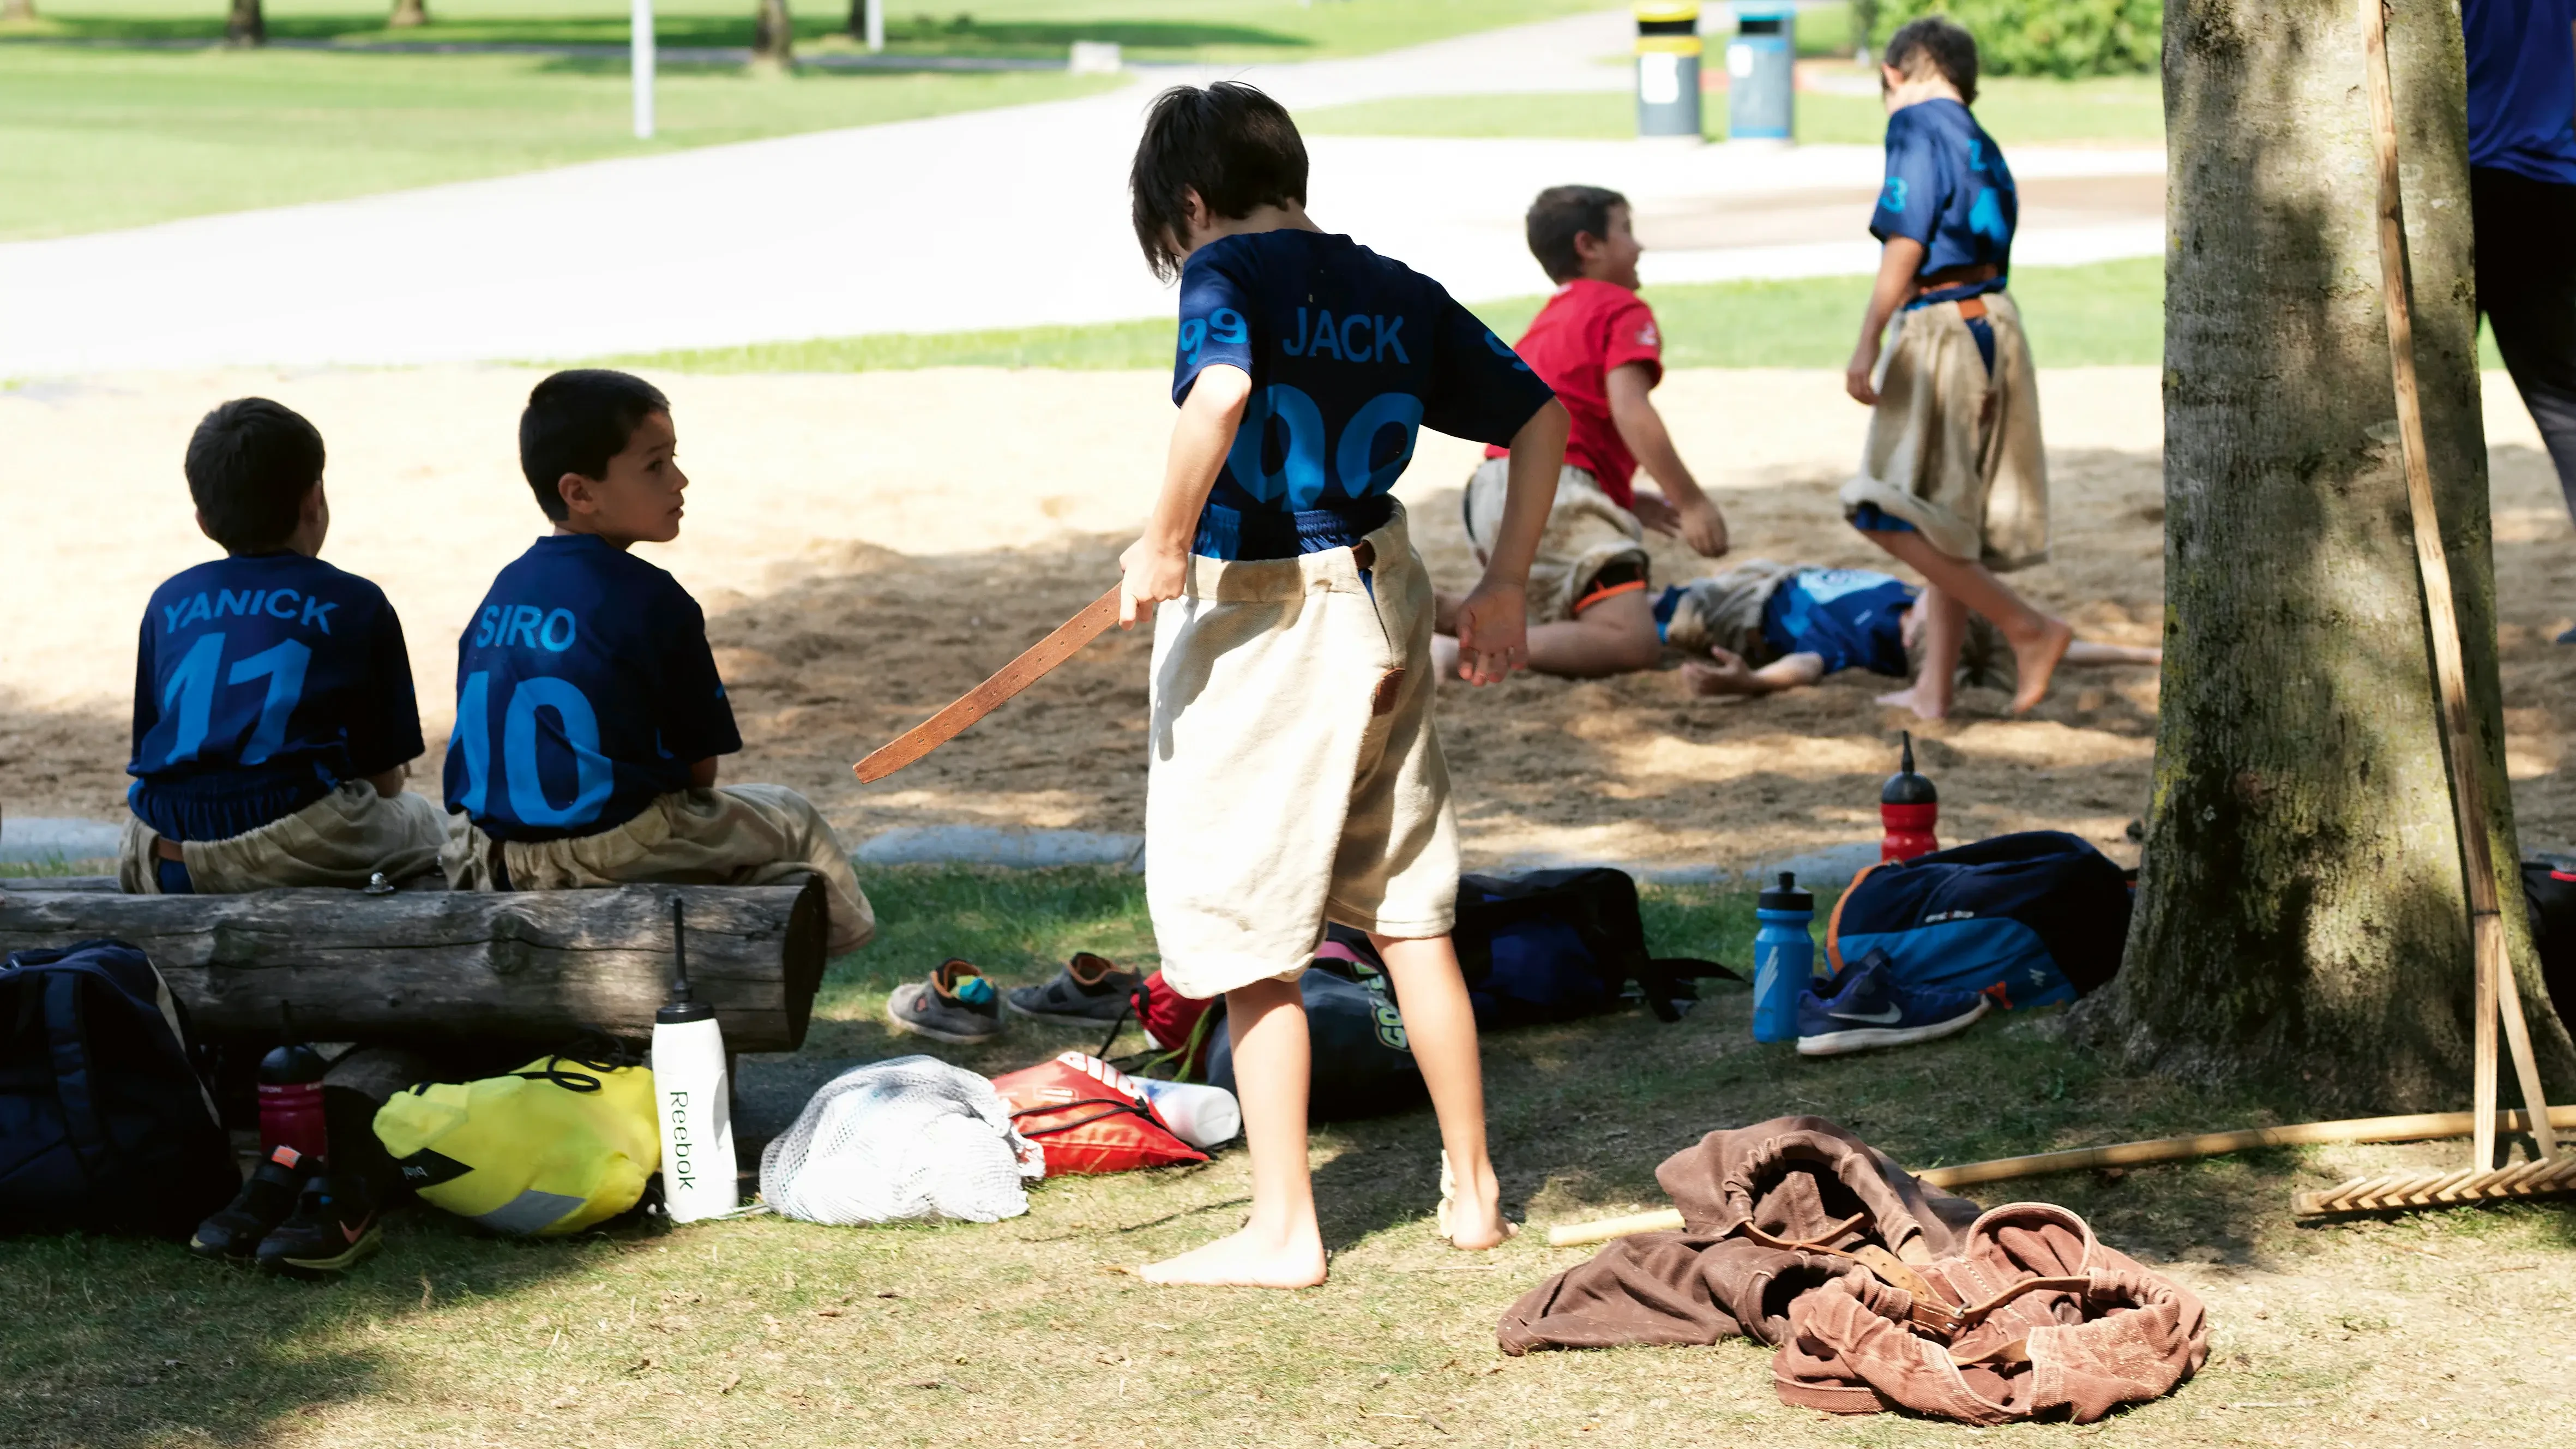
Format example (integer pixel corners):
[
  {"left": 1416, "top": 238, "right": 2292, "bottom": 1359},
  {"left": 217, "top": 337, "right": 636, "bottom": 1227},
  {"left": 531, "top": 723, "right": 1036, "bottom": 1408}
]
[{"left": 853, "top": 584, "right": 1123, "bottom": 784}]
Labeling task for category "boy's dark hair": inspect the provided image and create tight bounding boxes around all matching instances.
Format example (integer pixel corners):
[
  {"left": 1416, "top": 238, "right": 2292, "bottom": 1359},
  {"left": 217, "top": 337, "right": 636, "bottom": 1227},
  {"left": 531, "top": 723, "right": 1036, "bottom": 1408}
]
[
  {"left": 518, "top": 369, "right": 671, "bottom": 520},
  {"left": 1129, "top": 82, "right": 1308, "bottom": 282},
  {"left": 1525, "top": 185, "right": 1630, "bottom": 285},
  {"left": 1883, "top": 16, "right": 1979, "bottom": 105},
  {"left": 185, "top": 397, "right": 326, "bottom": 553}
]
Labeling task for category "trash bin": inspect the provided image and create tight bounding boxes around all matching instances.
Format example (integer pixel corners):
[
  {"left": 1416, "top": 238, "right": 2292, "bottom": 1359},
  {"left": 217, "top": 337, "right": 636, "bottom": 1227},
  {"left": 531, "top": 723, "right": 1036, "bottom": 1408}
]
[
  {"left": 1634, "top": 2, "right": 1702, "bottom": 140},
  {"left": 1726, "top": 3, "right": 1796, "bottom": 144}
]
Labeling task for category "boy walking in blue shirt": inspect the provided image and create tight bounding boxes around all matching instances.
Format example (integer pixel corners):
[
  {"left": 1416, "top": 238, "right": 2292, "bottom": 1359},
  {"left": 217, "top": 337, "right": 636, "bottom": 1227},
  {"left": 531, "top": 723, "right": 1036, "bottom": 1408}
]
[
  {"left": 438, "top": 370, "right": 874, "bottom": 957},
  {"left": 1118, "top": 84, "right": 1568, "bottom": 1287},
  {"left": 1839, "top": 17, "right": 2075, "bottom": 720},
  {"left": 121, "top": 398, "right": 445, "bottom": 894}
]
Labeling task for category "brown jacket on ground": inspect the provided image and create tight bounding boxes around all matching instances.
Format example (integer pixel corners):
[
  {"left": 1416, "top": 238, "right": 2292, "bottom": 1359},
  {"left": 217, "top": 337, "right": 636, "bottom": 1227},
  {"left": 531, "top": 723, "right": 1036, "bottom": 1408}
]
[{"left": 1496, "top": 1116, "right": 1985, "bottom": 1353}]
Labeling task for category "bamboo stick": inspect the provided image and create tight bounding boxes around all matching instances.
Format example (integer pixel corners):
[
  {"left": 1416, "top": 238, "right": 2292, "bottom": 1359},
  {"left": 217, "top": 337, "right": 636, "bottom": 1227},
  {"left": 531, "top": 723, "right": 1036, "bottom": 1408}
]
[
  {"left": 2357, "top": 0, "right": 2560, "bottom": 1165},
  {"left": 1542, "top": 1107, "right": 2576, "bottom": 1248}
]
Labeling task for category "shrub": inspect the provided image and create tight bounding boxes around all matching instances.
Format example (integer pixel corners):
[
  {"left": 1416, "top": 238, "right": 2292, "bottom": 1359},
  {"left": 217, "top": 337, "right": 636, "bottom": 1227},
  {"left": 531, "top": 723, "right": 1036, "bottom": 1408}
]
[{"left": 1872, "top": 0, "right": 2160, "bottom": 77}]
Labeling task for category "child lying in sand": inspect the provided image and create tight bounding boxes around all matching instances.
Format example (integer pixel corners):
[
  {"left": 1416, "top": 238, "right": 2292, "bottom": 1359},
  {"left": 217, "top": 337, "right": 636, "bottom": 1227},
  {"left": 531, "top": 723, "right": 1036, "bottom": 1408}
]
[{"left": 1662, "top": 560, "right": 2156, "bottom": 700}]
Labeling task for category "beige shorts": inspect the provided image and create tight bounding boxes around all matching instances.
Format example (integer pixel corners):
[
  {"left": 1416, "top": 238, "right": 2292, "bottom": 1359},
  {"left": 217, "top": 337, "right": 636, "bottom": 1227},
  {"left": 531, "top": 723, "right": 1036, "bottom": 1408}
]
[
  {"left": 1839, "top": 292, "right": 2050, "bottom": 572},
  {"left": 441, "top": 783, "right": 876, "bottom": 957},
  {"left": 1462, "top": 457, "right": 1651, "bottom": 624},
  {"left": 1145, "top": 502, "right": 1460, "bottom": 1000},
  {"left": 119, "top": 781, "right": 447, "bottom": 894}
]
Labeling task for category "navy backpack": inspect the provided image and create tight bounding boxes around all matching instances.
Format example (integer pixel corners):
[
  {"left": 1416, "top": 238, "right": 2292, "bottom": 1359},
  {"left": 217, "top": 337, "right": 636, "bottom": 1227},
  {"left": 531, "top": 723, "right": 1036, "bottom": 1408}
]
[
  {"left": 1, "top": 940, "right": 238, "bottom": 1238},
  {"left": 1204, "top": 956, "right": 1426, "bottom": 1121},
  {"left": 1824, "top": 832, "right": 2132, "bottom": 1009},
  {"left": 1450, "top": 869, "right": 1734, "bottom": 1027}
]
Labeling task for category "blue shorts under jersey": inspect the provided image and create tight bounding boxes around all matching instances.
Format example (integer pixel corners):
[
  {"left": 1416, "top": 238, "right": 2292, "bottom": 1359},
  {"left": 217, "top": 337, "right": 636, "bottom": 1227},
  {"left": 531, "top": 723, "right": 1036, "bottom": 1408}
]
[
  {"left": 128, "top": 552, "right": 424, "bottom": 841},
  {"left": 444, "top": 533, "right": 741, "bottom": 843},
  {"left": 1173, "top": 230, "right": 1557, "bottom": 560},
  {"left": 1871, "top": 98, "right": 2018, "bottom": 306}
]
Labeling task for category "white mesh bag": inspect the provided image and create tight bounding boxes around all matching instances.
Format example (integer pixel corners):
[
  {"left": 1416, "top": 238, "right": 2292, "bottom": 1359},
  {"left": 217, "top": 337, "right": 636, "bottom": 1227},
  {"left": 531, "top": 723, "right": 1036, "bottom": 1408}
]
[{"left": 761, "top": 1056, "right": 1043, "bottom": 1225}]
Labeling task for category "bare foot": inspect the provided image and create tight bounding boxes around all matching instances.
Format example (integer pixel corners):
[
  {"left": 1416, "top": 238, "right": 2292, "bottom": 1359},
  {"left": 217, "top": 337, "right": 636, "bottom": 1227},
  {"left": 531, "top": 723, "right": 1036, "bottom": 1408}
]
[
  {"left": 2008, "top": 617, "right": 2075, "bottom": 714},
  {"left": 1436, "top": 1152, "right": 1514, "bottom": 1250},
  {"left": 1876, "top": 684, "right": 1950, "bottom": 721},
  {"left": 1137, "top": 1225, "right": 1327, "bottom": 1289}
]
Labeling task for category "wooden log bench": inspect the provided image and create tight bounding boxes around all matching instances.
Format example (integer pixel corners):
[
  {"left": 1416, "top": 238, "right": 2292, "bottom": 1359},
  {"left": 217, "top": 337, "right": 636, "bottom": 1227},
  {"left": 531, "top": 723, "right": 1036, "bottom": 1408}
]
[{"left": 0, "top": 877, "right": 828, "bottom": 1053}]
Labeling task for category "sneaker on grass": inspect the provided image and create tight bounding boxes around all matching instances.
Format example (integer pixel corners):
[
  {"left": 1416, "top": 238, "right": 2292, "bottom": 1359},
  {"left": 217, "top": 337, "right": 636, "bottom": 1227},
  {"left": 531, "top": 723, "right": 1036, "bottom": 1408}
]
[
  {"left": 1006, "top": 952, "right": 1141, "bottom": 1026},
  {"left": 1795, "top": 952, "right": 1990, "bottom": 1057},
  {"left": 887, "top": 958, "right": 1005, "bottom": 1044},
  {"left": 256, "top": 1167, "right": 383, "bottom": 1278},
  {"left": 191, "top": 1144, "right": 312, "bottom": 1263}
]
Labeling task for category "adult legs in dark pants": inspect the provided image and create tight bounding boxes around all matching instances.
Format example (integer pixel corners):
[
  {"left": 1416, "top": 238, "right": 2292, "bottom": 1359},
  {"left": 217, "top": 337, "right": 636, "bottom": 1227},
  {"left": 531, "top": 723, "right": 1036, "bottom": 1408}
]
[{"left": 2472, "top": 166, "right": 2576, "bottom": 636}]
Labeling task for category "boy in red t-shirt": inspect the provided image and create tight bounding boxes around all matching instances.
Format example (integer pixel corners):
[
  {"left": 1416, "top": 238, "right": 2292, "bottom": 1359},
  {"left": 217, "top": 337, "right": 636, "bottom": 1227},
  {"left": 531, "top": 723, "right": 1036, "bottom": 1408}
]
[{"left": 1437, "top": 185, "right": 1729, "bottom": 680}]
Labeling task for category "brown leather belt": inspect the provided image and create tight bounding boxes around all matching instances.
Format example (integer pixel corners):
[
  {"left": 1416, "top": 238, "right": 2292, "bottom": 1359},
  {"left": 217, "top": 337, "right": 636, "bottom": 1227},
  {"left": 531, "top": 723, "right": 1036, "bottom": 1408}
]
[{"left": 153, "top": 836, "right": 186, "bottom": 862}]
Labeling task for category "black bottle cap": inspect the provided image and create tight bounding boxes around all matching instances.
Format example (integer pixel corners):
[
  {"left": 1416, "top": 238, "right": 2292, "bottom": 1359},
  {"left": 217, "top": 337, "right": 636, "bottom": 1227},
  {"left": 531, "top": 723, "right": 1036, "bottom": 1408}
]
[
  {"left": 258, "top": 1042, "right": 329, "bottom": 1085},
  {"left": 1881, "top": 729, "right": 1939, "bottom": 804},
  {"left": 658, "top": 895, "right": 717, "bottom": 1025},
  {"left": 1758, "top": 870, "right": 1813, "bottom": 912}
]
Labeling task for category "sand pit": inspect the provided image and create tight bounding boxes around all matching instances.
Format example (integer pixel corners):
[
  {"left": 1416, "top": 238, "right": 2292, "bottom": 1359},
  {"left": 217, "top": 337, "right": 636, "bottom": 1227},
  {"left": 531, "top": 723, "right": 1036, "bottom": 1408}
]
[{"left": 7, "top": 364, "right": 2571, "bottom": 873}]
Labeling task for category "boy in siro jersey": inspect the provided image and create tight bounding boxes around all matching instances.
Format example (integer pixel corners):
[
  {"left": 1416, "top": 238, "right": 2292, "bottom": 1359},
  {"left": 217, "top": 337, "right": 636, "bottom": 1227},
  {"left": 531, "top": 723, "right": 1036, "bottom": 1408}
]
[
  {"left": 121, "top": 398, "right": 446, "bottom": 894},
  {"left": 1659, "top": 560, "right": 2158, "bottom": 700},
  {"left": 1117, "top": 83, "right": 1569, "bottom": 1288},
  {"left": 1839, "top": 16, "right": 2075, "bottom": 720},
  {"left": 437, "top": 370, "right": 873, "bottom": 956},
  {"left": 1440, "top": 183, "right": 1731, "bottom": 680}
]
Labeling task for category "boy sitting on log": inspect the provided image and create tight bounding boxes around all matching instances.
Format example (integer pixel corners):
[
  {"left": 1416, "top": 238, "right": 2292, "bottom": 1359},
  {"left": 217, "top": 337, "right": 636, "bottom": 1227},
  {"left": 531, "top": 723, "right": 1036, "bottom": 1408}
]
[
  {"left": 437, "top": 370, "right": 874, "bottom": 956},
  {"left": 120, "top": 398, "right": 447, "bottom": 894}
]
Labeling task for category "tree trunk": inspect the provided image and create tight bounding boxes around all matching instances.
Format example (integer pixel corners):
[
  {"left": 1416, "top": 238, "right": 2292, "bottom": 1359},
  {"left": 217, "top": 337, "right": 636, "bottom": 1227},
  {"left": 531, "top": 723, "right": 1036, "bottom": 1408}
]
[
  {"left": 751, "top": 0, "right": 792, "bottom": 71},
  {"left": 0, "top": 880, "right": 829, "bottom": 1053},
  {"left": 225, "top": 0, "right": 262, "bottom": 45},
  {"left": 2101, "top": 0, "right": 2576, "bottom": 1110},
  {"left": 1, "top": 0, "right": 38, "bottom": 27},
  {"left": 1850, "top": 0, "right": 1878, "bottom": 63},
  {"left": 387, "top": 0, "right": 428, "bottom": 28}
]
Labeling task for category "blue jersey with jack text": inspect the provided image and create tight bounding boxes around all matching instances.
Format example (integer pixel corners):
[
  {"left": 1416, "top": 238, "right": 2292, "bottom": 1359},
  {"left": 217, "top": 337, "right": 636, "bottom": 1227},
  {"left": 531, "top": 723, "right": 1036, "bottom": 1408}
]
[
  {"left": 1172, "top": 230, "right": 1555, "bottom": 557},
  {"left": 1870, "top": 98, "right": 2017, "bottom": 304},
  {"left": 443, "top": 533, "right": 740, "bottom": 843},
  {"left": 128, "top": 553, "right": 423, "bottom": 841}
]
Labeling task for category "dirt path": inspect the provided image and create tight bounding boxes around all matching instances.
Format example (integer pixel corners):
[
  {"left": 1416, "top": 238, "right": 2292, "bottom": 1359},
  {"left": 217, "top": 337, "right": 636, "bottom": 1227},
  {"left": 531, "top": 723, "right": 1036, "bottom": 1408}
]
[{"left": 7, "top": 364, "right": 2571, "bottom": 871}]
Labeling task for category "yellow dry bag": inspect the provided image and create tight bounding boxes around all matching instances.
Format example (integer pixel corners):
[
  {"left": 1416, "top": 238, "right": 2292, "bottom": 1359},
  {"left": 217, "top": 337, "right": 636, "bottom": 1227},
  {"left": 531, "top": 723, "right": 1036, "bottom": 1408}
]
[{"left": 374, "top": 1046, "right": 659, "bottom": 1237}]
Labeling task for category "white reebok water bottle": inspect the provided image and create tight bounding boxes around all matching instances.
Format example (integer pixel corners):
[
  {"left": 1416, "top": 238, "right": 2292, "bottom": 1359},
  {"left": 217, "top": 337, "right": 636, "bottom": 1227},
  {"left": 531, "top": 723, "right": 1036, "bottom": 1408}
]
[
  {"left": 1133, "top": 1077, "right": 1242, "bottom": 1150},
  {"left": 652, "top": 897, "right": 738, "bottom": 1222}
]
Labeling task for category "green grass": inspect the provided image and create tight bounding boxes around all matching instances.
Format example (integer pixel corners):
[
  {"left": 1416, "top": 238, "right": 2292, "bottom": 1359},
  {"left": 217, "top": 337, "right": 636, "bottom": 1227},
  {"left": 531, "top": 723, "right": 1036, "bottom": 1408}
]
[
  {"left": 7, "top": 864, "right": 2572, "bottom": 1448},
  {"left": 1297, "top": 72, "right": 2165, "bottom": 146},
  {"left": 9, "top": 0, "right": 1617, "bottom": 59},
  {"left": 613, "top": 254, "right": 2173, "bottom": 373},
  {"left": 0, "top": 45, "right": 1118, "bottom": 239}
]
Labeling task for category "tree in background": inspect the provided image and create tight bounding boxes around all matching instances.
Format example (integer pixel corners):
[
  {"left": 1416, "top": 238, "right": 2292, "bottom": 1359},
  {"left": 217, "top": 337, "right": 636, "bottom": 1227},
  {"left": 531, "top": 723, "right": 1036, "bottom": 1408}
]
[
  {"left": 1849, "top": 0, "right": 1879, "bottom": 61},
  {"left": 389, "top": 0, "right": 429, "bottom": 28},
  {"left": 1, "top": 0, "right": 36, "bottom": 27},
  {"left": 1871, "top": 0, "right": 2160, "bottom": 76},
  {"left": 2102, "top": 0, "right": 2576, "bottom": 1110},
  {"left": 753, "top": 0, "right": 793, "bottom": 70},
  {"left": 226, "top": 0, "right": 261, "bottom": 45}
]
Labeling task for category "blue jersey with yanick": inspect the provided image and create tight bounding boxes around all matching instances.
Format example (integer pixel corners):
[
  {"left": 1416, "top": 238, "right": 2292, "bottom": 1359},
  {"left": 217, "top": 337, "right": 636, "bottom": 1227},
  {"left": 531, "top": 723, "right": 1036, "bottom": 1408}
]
[
  {"left": 1172, "top": 230, "right": 1555, "bottom": 558},
  {"left": 444, "top": 534, "right": 740, "bottom": 843},
  {"left": 128, "top": 552, "right": 423, "bottom": 841},
  {"left": 1762, "top": 568, "right": 1918, "bottom": 677},
  {"left": 1870, "top": 98, "right": 2018, "bottom": 304}
]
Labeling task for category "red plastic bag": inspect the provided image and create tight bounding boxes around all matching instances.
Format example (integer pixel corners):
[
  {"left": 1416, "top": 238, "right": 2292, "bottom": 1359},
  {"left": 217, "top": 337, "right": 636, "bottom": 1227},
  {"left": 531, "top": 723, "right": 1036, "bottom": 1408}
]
[
  {"left": 989, "top": 1053, "right": 1207, "bottom": 1176},
  {"left": 1131, "top": 971, "right": 1218, "bottom": 1078}
]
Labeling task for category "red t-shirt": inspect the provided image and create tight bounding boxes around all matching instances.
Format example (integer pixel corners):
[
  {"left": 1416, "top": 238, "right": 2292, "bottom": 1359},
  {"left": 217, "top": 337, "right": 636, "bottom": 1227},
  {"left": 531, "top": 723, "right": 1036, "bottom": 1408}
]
[{"left": 1483, "top": 279, "right": 1663, "bottom": 507}]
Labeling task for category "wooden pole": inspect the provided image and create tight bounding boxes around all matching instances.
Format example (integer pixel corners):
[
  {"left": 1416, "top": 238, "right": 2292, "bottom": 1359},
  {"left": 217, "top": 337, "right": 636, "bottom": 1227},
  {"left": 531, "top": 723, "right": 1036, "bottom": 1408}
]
[{"left": 2357, "top": 0, "right": 2557, "bottom": 1165}]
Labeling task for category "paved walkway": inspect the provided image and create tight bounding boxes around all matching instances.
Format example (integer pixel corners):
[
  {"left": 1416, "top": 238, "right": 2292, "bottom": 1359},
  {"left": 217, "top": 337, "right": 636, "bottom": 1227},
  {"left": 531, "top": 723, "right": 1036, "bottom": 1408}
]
[{"left": 0, "top": 12, "right": 2159, "bottom": 374}]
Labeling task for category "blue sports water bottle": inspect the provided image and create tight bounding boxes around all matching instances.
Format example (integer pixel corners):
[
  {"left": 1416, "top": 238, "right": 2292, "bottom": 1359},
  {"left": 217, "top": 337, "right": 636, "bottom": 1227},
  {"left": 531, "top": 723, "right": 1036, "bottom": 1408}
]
[{"left": 1752, "top": 871, "right": 1815, "bottom": 1043}]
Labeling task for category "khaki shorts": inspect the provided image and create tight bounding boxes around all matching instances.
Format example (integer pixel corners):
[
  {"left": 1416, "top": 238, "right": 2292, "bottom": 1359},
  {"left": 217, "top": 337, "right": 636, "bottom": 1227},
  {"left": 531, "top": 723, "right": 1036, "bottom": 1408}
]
[
  {"left": 118, "top": 781, "right": 447, "bottom": 894},
  {"left": 1462, "top": 457, "right": 1651, "bottom": 624},
  {"left": 441, "top": 783, "right": 876, "bottom": 956},
  {"left": 1838, "top": 292, "right": 2050, "bottom": 572},
  {"left": 1145, "top": 502, "right": 1459, "bottom": 1000}
]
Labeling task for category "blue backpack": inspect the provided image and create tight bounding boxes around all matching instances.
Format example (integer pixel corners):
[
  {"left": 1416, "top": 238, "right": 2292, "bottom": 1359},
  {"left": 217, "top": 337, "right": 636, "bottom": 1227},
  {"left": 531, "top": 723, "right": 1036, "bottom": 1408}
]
[
  {"left": 1, "top": 940, "right": 238, "bottom": 1239},
  {"left": 1823, "top": 832, "right": 2132, "bottom": 1009}
]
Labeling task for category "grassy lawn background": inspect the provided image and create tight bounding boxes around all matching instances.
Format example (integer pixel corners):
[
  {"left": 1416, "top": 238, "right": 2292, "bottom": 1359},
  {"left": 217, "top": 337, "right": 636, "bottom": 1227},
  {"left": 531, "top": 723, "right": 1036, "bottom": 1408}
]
[{"left": 5, "top": 864, "right": 2569, "bottom": 1448}]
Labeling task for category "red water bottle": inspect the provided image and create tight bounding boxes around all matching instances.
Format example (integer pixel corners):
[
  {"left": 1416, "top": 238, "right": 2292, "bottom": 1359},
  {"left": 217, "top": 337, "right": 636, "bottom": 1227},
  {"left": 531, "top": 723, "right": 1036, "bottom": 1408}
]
[
  {"left": 257, "top": 1042, "right": 331, "bottom": 1165},
  {"left": 1880, "top": 731, "right": 1939, "bottom": 863}
]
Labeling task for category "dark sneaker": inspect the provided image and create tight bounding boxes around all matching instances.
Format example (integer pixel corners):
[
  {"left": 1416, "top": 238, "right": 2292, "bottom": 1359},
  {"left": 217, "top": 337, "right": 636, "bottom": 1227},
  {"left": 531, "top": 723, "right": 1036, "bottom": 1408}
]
[
  {"left": 256, "top": 1168, "right": 383, "bottom": 1278},
  {"left": 191, "top": 1145, "right": 312, "bottom": 1263},
  {"left": 1006, "top": 952, "right": 1141, "bottom": 1026},
  {"left": 1795, "top": 952, "right": 1989, "bottom": 1057},
  {"left": 886, "top": 959, "right": 1005, "bottom": 1044}
]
